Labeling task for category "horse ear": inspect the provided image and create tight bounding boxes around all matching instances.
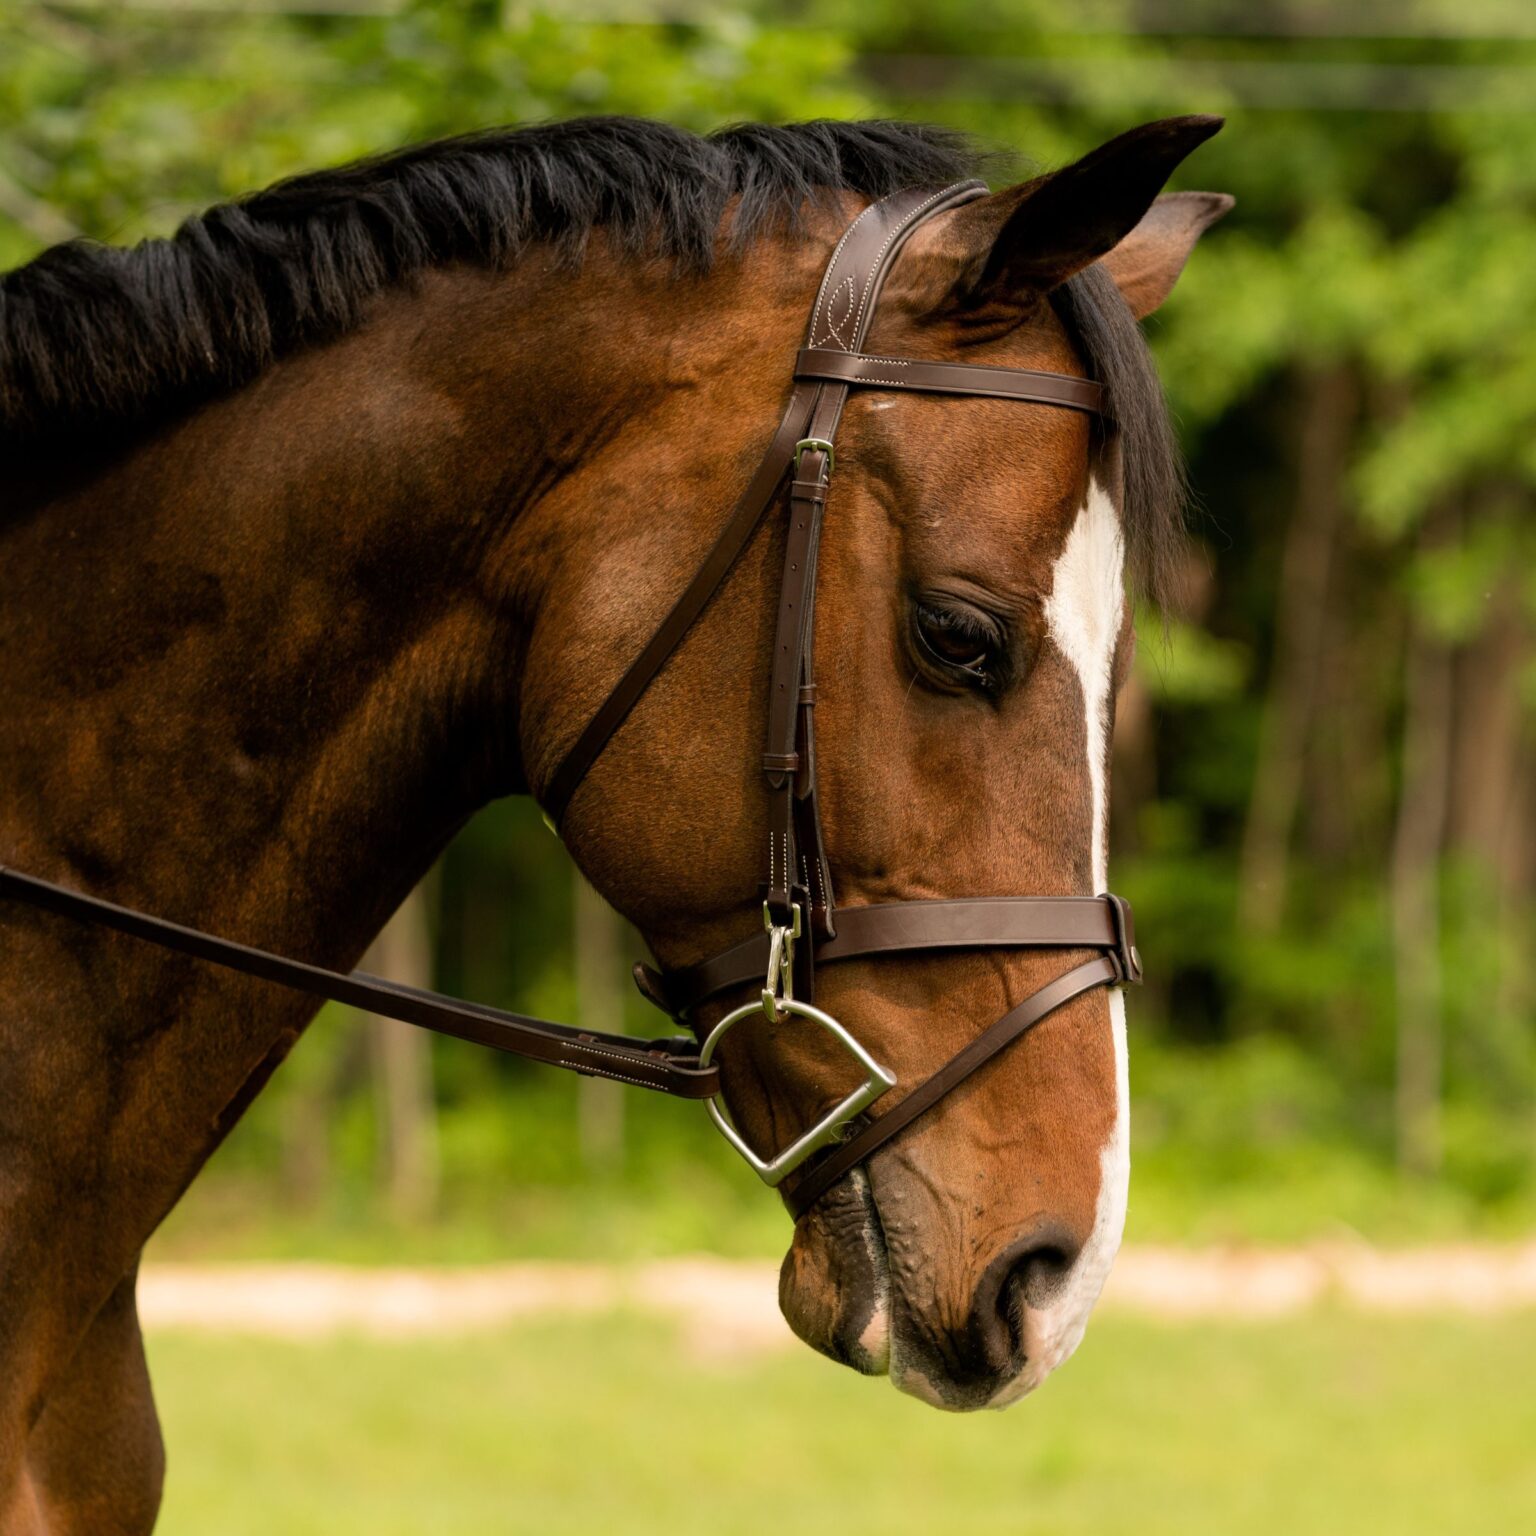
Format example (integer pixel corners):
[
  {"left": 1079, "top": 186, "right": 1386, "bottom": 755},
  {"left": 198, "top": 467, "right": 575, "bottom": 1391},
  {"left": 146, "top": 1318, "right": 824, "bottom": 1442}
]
[
  {"left": 1096, "top": 191, "right": 1234, "bottom": 318},
  {"left": 949, "top": 116, "right": 1226, "bottom": 310}
]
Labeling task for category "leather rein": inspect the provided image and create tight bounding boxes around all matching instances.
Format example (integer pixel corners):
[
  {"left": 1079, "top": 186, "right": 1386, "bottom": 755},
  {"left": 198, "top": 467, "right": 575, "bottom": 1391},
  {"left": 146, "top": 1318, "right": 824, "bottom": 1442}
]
[{"left": 0, "top": 179, "right": 1141, "bottom": 1222}]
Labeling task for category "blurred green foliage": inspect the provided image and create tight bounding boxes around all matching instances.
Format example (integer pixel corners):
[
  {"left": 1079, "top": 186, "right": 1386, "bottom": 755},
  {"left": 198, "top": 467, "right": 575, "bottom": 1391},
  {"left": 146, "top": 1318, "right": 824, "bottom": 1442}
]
[{"left": 3, "top": 1, "right": 1533, "bottom": 1249}]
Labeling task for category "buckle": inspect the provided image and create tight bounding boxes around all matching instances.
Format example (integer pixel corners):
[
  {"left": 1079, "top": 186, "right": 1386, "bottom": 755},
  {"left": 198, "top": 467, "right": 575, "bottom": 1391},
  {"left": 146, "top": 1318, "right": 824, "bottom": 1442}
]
[
  {"left": 792, "top": 437, "right": 835, "bottom": 474},
  {"left": 1103, "top": 893, "right": 1142, "bottom": 984}
]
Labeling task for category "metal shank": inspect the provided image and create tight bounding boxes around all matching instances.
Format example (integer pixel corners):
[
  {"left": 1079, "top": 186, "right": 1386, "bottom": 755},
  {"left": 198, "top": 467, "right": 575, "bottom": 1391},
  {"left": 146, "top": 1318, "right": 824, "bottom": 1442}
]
[{"left": 698, "top": 997, "right": 896, "bottom": 1186}]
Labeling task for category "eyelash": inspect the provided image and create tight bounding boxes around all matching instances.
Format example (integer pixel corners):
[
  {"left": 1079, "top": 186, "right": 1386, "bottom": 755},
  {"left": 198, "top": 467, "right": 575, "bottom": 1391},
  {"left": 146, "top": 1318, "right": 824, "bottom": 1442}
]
[{"left": 911, "top": 601, "right": 1008, "bottom": 694}]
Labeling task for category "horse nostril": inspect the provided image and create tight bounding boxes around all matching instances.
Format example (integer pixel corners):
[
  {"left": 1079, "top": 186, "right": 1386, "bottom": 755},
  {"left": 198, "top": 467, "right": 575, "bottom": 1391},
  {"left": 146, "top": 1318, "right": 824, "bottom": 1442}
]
[
  {"left": 1012, "top": 1231, "right": 1082, "bottom": 1311},
  {"left": 975, "top": 1225, "right": 1084, "bottom": 1363}
]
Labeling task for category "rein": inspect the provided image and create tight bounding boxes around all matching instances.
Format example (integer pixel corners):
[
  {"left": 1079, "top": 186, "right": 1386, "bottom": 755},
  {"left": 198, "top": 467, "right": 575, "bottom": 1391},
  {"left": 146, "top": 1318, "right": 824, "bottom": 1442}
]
[{"left": 0, "top": 179, "right": 1141, "bottom": 1222}]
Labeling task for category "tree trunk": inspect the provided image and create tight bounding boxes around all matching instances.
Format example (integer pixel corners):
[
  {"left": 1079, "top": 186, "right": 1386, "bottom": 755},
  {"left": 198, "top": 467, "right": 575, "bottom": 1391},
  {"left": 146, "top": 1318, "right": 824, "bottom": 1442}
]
[
  {"left": 277, "top": 1051, "right": 334, "bottom": 1211},
  {"left": 1238, "top": 364, "right": 1356, "bottom": 933},
  {"left": 1391, "top": 602, "right": 1454, "bottom": 1178},
  {"left": 366, "top": 884, "right": 440, "bottom": 1221},
  {"left": 574, "top": 876, "right": 626, "bottom": 1173}
]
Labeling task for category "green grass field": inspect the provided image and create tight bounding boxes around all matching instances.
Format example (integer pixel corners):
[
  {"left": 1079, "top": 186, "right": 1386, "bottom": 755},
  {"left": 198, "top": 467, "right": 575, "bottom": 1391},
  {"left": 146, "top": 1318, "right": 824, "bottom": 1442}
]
[{"left": 148, "top": 1310, "right": 1536, "bottom": 1536}]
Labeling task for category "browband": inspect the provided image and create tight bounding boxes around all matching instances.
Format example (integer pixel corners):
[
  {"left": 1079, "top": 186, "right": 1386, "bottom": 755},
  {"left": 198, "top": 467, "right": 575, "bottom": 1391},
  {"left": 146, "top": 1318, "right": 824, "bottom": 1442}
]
[{"left": 795, "top": 349, "right": 1105, "bottom": 413}]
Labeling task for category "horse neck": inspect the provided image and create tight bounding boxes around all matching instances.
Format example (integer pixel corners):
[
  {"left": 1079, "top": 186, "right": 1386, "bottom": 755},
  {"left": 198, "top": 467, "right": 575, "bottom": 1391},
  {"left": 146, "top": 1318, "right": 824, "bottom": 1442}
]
[
  {"left": 0, "top": 234, "right": 817, "bottom": 977},
  {"left": 0, "top": 264, "right": 603, "bottom": 965},
  {"left": 0, "top": 230, "right": 832, "bottom": 1403}
]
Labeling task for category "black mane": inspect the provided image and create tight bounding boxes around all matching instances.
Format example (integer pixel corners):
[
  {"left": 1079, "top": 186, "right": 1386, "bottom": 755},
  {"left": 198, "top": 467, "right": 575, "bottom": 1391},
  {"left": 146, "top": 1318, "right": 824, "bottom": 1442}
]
[
  {"left": 0, "top": 116, "right": 1182, "bottom": 598},
  {"left": 0, "top": 119, "right": 979, "bottom": 447}
]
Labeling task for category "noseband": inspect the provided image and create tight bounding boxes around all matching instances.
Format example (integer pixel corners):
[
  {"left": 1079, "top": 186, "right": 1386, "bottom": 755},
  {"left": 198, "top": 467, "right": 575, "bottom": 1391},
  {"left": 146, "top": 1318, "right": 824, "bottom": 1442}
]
[{"left": 0, "top": 180, "right": 1141, "bottom": 1222}]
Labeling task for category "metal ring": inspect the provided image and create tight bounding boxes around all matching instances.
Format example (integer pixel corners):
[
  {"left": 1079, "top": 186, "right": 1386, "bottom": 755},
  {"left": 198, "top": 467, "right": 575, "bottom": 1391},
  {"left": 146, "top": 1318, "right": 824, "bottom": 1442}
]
[{"left": 698, "top": 997, "right": 895, "bottom": 1186}]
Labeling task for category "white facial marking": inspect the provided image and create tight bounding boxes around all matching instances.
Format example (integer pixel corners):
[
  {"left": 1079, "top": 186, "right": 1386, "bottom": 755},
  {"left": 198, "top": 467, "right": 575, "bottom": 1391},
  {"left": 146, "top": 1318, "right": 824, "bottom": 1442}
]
[
  {"left": 987, "top": 989, "right": 1129, "bottom": 1408},
  {"left": 1041, "top": 477, "right": 1122, "bottom": 892},
  {"left": 988, "top": 476, "right": 1129, "bottom": 1405}
]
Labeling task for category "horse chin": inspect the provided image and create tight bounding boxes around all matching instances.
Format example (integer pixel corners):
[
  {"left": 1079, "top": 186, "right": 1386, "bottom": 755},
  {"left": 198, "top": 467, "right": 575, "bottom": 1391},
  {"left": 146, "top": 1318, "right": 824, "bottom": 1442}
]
[{"left": 778, "top": 1169, "right": 893, "bottom": 1377}]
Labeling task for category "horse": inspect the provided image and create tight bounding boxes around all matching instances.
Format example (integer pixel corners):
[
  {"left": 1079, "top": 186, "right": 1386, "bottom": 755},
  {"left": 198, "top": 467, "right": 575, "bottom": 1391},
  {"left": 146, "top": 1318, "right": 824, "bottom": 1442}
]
[{"left": 0, "top": 114, "right": 1228, "bottom": 1530}]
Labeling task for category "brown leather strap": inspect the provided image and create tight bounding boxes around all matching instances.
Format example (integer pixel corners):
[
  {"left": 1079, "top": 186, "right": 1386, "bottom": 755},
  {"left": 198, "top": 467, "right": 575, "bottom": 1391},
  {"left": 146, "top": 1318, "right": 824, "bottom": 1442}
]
[
  {"left": 543, "top": 183, "right": 996, "bottom": 830},
  {"left": 542, "top": 377, "right": 822, "bottom": 824},
  {"left": 792, "top": 682, "right": 834, "bottom": 943},
  {"left": 762, "top": 181, "right": 992, "bottom": 921},
  {"left": 796, "top": 349, "right": 1105, "bottom": 414},
  {"left": 804, "top": 181, "right": 987, "bottom": 355},
  {"left": 762, "top": 460, "right": 830, "bottom": 789},
  {"left": 763, "top": 445, "right": 832, "bottom": 920},
  {"left": 652, "top": 894, "right": 1137, "bottom": 1017},
  {"left": 0, "top": 866, "right": 719, "bottom": 1099},
  {"left": 782, "top": 955, "right": 1118, "bottom": 1218}
]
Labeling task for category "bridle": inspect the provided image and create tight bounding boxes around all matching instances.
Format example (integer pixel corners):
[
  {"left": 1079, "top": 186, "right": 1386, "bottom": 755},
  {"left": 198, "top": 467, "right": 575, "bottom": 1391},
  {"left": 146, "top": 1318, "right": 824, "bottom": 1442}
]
[{"left": 0, "top": 179, "right": 1141, "bottom": 1223}]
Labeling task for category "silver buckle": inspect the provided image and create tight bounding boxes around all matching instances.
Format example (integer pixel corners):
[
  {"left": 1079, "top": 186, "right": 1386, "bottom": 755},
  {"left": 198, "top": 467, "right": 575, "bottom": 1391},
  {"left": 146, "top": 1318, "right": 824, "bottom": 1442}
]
[{"left": 698, "top": 902, "right": 895, "bottom": 1187}]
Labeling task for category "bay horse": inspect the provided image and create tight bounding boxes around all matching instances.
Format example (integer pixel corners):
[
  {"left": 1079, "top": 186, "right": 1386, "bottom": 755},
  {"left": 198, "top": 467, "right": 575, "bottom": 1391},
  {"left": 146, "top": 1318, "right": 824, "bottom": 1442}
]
[{"left": 0, "top": 115, "right": 1228, "bottom": 1529}]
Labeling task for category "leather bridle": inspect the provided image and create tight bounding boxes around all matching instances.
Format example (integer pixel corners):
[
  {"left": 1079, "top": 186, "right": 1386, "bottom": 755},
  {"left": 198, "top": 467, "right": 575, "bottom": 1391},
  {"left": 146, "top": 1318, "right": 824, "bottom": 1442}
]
[{"left": 0, "top": 179, "right": 1141, "bottom": 1223}]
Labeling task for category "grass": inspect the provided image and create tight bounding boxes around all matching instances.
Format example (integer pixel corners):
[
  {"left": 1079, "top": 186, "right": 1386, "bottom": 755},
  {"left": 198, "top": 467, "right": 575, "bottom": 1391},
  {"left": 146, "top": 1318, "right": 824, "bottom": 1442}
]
[{"left": 148, "top": 1310, "right": 1536, "bottom": 1535}]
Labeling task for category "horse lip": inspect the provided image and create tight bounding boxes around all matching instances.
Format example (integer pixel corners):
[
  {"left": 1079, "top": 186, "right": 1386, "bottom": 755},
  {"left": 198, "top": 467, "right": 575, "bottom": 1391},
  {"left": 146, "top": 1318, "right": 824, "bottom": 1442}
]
[
  {"left": 783, "top": 1166, "right": 894, "bottom": 1375},
  {"left": 852, "top": 1167, "right": 894, "bottom": 1373}
]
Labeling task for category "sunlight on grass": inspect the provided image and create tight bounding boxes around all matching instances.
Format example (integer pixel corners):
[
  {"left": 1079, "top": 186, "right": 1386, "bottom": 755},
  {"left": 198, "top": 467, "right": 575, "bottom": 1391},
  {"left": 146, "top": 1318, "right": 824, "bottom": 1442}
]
[{"left": 150, "top": 1311, "right": 1536, "bottom": 1536}]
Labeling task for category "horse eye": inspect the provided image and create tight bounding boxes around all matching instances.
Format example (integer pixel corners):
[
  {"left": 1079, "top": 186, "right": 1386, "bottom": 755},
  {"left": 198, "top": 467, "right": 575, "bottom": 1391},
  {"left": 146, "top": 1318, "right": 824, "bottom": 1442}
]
[{"left": 912, "top": 601, "right": 1004, "bottom": 690}]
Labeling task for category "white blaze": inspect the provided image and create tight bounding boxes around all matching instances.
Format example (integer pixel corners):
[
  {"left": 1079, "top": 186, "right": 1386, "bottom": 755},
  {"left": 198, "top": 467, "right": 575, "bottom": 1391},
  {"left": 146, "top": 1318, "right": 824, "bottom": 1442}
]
[
  {"left": 994, "top": 477, "right": 1129, "bottom": 1405},
  {"left": 1040, "top": 477, "right": 1123, "bottom": 893}
]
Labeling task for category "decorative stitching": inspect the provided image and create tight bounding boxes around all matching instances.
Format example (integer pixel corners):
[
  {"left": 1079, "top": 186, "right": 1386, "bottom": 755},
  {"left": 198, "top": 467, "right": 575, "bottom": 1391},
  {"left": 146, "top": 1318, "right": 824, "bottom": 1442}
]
[
  {"left": 813, "top": 274, "right": 855, "bottom": 349},
  {"left": 809, "top": 186, "right": 972, "bottom": 353},
  {"left": 807, "top": 202, "right": 878, "bottom": 348},
  {"left": 800, "top": 850, "right": 829, "bottom": 917},
  {"left": 810, "top": 849, "right": 829, "bottom": 913},
  {"left": 563, "top": 1045, "right": 672, "bottom": 1087},
  {"left": 849, "top": 185, "right": 960, "bottom": 348},
  {"left": 568, "top": 1059, "right": 676, "bottom": 1091}
]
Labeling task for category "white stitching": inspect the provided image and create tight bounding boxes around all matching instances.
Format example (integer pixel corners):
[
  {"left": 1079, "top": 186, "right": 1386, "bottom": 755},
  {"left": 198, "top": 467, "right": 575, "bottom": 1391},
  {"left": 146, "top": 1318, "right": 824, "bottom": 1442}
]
[
  {"left": 849, "top": 185, "right": 959, "bottom": 348},
  {"left": 573, "top": 1062, "right": 675, "bottom": 1090},
  {"left": 813, "top": 274, "right": 856, "bottom": 349},
  {"left": 808, "top": 184, "right": 974, "bottom": 355},
  {"left": 807, "top": 202, "right": 879, "bottom": 348},
  {"left": 565, "top": 1043, "right": 682, "bottom": 1091},
  {"left": 769, "top": 831, "right": 788, "bottom": 895},
  {"left": 802, "top": 849, "right": 829, "bottom": 916}
]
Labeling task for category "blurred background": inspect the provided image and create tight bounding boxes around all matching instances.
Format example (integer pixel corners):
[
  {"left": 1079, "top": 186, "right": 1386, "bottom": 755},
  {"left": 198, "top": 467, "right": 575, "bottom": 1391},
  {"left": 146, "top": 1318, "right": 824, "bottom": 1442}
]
[{"left": 3, "top": 3, "right": 1534, "bottom": 1532}]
